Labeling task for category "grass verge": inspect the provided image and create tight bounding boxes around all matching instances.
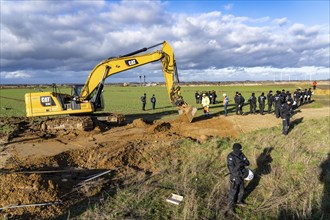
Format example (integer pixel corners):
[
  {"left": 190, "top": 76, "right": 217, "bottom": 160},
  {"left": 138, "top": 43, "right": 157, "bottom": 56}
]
[{"left": 73, "top": 116, "right": 329, "bottom": 220}]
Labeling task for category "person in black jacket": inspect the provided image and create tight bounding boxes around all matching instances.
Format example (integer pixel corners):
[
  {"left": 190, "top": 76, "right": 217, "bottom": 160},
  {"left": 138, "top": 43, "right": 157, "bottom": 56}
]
[
  {"left": 248, "top": 92, "right": 257, "bottom": 114},
  {"left": 280, "top": 100, "right": 292, "bottom": 135},
  {"left": 227, "top": 143, "right": 250, "bottom": 213},
  {"left": 234, "top": 92, "right": 240, "bottom": 115},
  {"left": 239, "top": 93, "right": 245, "bottom": 115},
  {"left": 258, "top": 92, "right": 267, "bottom": 115},
  {"left": 274, "top": 90, "right": 283, "bottom": 118},
  {"left": 141, "top": 93, "right": 147, "bottom": 111},
  {"left": 267, "top": 90, "right": 274, "bottom": 113},
  {"left": 150, "top": 94, "right": 156, "bottom": 110}
]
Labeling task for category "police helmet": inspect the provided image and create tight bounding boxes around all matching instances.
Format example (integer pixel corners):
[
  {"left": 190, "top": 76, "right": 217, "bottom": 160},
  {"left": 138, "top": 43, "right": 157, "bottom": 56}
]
[{"left": 244, "top": 168, "right": 254, "bottom": 181}]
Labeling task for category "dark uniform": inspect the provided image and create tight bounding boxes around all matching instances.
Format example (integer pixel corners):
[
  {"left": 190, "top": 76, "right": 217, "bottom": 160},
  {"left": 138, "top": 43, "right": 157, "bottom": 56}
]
[
  {"left": 293, "top": 89, "right": 300, "bottom": 106},
  {"left": 280, "top": 101, "right": 292, "bottom": 135},
  {"left": 209, "top": 91, "right": 214, "bottom": 105},
  {"left": 150, "top": 94, "right": 156, "bottom": 110},
  {"left": 195, "top": 92, "right": 200, "bottom": 104},
  {"left": 303, "top": 89, "right": 308, "bottom": 104},
  {"left": 234, "top": 92, "right": 240, "bottom": 115},
  {"left": 299, "top": 89, "right": 305, "bottom": 106},
  {"left": 267, "top": 90, "right": 274, "bottom": 113},
  {"left": 307, "top": 88, "right": 312, "bottom": 103},
  {"left": 274, "top": 90, "right": 283, "bottom": 118},
  {"left": 238, "top": 93, "right": 245, "bottom": 115},
  {"left": 258, "top": 92, "right": 267, "bottom": 115},
  {"left": 227, "top": 143, "right": 250, "bottom": 212},
  {"left": 248, "top": 93, "right": 257, "bottom": 114},
  {"left": 141, "top": 93, "right": 146, "bottom": 111},
  {"left": 211, "top": 90, "right": 217, "bottom": 104}
]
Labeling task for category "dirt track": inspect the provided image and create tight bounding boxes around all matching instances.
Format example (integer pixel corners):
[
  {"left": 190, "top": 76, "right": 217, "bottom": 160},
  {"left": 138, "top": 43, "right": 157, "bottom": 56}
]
[{"left": 0, "top": 106, "right": 329, "bottom": 219}]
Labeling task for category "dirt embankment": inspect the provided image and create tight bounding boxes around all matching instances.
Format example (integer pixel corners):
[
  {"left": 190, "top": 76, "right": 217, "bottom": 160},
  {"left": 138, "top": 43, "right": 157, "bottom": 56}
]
[{"left": 0, "top": 106, "right": 329, "bottom": 219}]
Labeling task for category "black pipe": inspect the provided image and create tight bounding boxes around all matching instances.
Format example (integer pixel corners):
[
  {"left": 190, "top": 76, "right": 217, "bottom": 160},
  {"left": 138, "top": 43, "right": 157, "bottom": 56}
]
[{"left": 119, "top": 41, "right": 164, "bottom": 57}]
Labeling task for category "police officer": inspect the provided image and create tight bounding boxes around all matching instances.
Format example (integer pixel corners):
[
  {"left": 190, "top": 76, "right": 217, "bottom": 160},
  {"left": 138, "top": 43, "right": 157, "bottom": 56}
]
[
  {"left": 227, "top": 143, "right": 250, "bottom": 213},
  {"left": 195, "top": 91, "right": 200, "bottom": 104},
  {"left": 293, "top": 89, "right": 300, "bottom": 106},
  {"left": 212, "top": 90, "right": 217, "bottom": 104},
  {"left": 248, "top": 92, "right": 257, "bottom": 114},
  {"left": 150, "top": 94, "right": 156, "bottom": 110},
  {"left": 258, "top": 92, "right": 267, "bottom": 115},
  {"left": 274, "top": 90, "right": 283, "bottom": 118},
  {"left": 141, "top": 93, "right": 147, "bottom": 111},
  {"left": 267, "top": 90, "right": 274, "bottom": 113},
  {"left": 307, "top": 88, "right": 312, "bottom": 103},
  {"left": 238, "top": 93, "right": 245, "bottom": 115},
  {"left": 234, "top": 92, "right": 240, "bottom": 115},
  {"left": 280, "top": 100, "right": 292, "bottom": 135}
]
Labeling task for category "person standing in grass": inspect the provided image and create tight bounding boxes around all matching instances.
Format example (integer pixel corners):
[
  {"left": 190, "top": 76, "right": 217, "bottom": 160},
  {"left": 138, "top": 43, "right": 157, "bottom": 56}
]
[
  {"left": 223, "top": 93, "right": 229, "bottom": 116},
  {"left": 248, "top": 92, "right": 257, "bottom": 114},
  {"left": 227, "top": 143, "right": 250, "bottom": 214},
  {"left": 234, "top": 92, "right": 240, "bottom": 115},
  {"left": 141, "top": 93, "right": 147, "bottom": 111},
  {"left": 258, "top": 92, "right": 267, "bottom": 115},
  {"left": 312, "top": 81, "right": 317, "bottom": 90},
  {"left": 238, "top": 93, "right": 245, "bottom": 115},
  {"left": 280, "top": 99, "right": 293, "bottom": 135},
  {"left": 201, "top": 93, "right": 210, "bottom": 117},
  {"left": 150, "top": 94, "right": 156, "bottom": 110},
  {"left": 267, "top": 90, "right": 274, "bottom": 113}
]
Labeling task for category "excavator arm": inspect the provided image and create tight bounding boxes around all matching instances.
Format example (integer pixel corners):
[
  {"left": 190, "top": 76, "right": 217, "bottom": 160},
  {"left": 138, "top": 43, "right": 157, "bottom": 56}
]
[
  {"left": 25, "top": 41, "right": 196, "bottom": 128},
  {"left": 80, "top": 41, "right": 184, "bottom": 106}
]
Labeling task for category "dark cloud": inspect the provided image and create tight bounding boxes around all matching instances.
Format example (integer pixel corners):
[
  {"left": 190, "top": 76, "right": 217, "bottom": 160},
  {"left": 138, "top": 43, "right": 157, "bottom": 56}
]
[{"left": 0, "top": 0, "right": 329, "bottom": 84}]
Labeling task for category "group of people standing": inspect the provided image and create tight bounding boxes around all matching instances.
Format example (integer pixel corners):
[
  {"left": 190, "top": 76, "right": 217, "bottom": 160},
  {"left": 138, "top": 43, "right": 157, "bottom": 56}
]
[
  {"left": 197, "top": 87, "right": 314, "bottom": 136},
  {"left": 140, "top": 93, "right": 156, "bottom": 111},
  {"left": 225, "top": 86, "right": 316, "bottom": 214}
]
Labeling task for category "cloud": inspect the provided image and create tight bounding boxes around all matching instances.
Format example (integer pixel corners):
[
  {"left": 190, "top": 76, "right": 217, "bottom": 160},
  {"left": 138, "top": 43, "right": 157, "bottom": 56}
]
[
  {"left": 0, "top": 0, "right": 329, "bottom": 84},
  {"left": 1, "top": 71, "right": 31, "bottom": 79},
  {"left": 223, "top": 3, "right": 233, "bottom": 11},
  {"left": 273, "top": 17, "right": 288, "bottom": 26}
]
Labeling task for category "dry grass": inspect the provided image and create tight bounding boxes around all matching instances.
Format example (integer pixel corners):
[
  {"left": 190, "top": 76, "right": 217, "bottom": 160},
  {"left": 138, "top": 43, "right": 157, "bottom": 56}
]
[{"left": 74, "top": 116, "right": 329, "bottom": 220}]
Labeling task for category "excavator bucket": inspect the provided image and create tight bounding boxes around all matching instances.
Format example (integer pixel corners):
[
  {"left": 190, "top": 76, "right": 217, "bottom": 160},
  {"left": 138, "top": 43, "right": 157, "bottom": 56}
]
[{"left": 178, "top": 105, "right": 197, "bottom": 123}]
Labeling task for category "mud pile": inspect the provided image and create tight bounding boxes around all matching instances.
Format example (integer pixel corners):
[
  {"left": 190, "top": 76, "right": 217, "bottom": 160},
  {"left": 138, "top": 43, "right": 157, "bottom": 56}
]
[{"left": 0, "top": 117, "right": 183, "bottom": 219}]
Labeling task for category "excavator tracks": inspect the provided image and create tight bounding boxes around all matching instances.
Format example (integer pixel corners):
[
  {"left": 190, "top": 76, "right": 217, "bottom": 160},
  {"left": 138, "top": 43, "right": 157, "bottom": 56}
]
[{"left": 40, "top": 116, "right": 94, "bottom": 131}]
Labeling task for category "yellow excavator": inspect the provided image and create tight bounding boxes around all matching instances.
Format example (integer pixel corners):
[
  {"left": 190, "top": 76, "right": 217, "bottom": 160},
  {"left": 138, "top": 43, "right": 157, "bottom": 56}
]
[{"left": 25, "top": 41, "right": 197, "bottom": 130}]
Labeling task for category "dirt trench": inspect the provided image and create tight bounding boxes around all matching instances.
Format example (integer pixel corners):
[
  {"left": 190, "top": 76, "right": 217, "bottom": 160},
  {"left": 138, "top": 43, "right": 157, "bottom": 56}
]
[{"left": 0, "top": 106, "right": 328, "bottom": 219}]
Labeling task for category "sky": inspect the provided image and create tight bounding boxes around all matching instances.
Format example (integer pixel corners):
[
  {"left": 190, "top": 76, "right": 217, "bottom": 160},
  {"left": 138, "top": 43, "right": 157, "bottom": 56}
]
[{"left": 0, "top": 0, "right": 329, "bottom": 84}]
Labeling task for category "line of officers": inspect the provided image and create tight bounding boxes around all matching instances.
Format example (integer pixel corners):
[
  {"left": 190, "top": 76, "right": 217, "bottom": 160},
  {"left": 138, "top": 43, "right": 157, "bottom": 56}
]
[{"left": 195, "top": 88, "right": 313, "bottom": 135}]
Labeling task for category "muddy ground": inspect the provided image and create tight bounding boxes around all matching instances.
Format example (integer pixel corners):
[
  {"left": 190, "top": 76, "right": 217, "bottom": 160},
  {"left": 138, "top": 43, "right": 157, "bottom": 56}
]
[{"left": 0, "top": 104, "right": 329, "bottom": 219}]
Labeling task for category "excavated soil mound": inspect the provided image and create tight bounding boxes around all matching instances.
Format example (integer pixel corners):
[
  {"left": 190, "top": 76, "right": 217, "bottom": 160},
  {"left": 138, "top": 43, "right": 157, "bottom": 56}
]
[{"left": 0, "top": 173, "right": 62, "bottom": 219}]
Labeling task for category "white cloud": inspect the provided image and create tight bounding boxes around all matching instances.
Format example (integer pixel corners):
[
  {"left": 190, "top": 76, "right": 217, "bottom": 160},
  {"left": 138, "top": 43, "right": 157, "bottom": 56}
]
[
  {"left": 223, "top": 3, "right": 233, "bottom": 11},
  {"left": 273, "top": 17, "right": 288, "bottom": 26},
  {"left": 1, "top": 71, "right": 31, "bottom": 79},
  {"left": 0, "top": 0, "right": 329, "bottom": 84}
]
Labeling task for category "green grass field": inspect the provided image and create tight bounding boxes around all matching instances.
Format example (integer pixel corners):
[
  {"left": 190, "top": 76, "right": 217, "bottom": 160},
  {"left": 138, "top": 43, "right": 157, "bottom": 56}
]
[{"left": 0, "top": 82, "right": 326, "bottom": 119}]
